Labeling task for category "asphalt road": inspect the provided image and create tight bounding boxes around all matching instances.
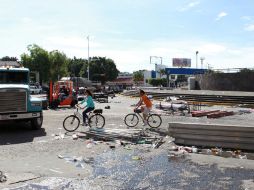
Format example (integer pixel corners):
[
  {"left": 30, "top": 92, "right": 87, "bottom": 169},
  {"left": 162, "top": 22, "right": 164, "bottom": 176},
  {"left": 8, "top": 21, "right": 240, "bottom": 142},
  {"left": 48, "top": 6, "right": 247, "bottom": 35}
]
[{"left": 1, "top": 95, "right": 254, "bottom": 189}]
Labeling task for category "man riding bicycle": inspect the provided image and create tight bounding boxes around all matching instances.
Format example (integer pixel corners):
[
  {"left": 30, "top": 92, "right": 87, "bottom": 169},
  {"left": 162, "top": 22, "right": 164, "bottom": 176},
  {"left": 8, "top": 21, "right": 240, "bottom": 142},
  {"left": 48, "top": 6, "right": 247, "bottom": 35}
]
[{"left": 134, "top": 89, "right": 152, "bottom": 126}]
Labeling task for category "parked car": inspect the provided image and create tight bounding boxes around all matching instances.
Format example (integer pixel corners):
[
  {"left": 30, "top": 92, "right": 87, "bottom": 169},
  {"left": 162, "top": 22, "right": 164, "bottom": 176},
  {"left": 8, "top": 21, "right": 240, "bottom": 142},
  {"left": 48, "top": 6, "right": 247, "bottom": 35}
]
[{"left": 30, "top": 85, "right": 42, "bottom": 94}]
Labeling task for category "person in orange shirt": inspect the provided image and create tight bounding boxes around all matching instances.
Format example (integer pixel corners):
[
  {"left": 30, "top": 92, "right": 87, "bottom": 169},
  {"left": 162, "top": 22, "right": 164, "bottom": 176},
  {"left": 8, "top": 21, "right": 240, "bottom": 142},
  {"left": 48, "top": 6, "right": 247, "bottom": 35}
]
[{"left": 135, "top": 89, "right": 152, "bottom": 126}]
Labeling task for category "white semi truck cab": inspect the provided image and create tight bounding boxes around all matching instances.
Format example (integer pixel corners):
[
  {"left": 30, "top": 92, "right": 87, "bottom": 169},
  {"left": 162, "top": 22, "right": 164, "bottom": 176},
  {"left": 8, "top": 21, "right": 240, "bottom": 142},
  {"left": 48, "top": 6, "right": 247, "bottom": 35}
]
[{"left": 0, "top": 66, "right": 43, "bottom": 129}]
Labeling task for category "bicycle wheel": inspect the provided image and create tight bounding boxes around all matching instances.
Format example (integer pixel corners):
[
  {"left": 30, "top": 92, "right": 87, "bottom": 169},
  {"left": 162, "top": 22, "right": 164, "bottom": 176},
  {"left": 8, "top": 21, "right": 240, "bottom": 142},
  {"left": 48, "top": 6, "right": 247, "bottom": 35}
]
[
  {"left": 63, "top": 115, "right": 80, "bottom": 132},
  {"left": 147, "top": 114, "right": 162, "bottom": 128},
  {"left": 124, "top": 114, "right": 139, "bottom": 127},
  {"left": 89, "top": 114, "right": 105, "bottom": 129}
]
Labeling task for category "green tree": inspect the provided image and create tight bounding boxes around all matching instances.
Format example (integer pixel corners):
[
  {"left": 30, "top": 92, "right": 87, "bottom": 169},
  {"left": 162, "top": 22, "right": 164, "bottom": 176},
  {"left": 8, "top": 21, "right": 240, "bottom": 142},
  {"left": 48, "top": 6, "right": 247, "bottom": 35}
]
[
  {"left": 88, "top": 57, "right": 119, "bottom": 83},
  {"left": 0, "top": 56, "right": 18, "bottom": 61},
  {"left": 68, "top": 57, "right": 86, "bottom": 77},
  {"left": 240, "top": 68, "right": 254, "bottom": 73},
  {"left": 133, "top": 70, "right": 144, "bottom": 83},
  {"left": 49, "top": 50, "right": 69, "bottom": 81},
  {"left": 21, "top": 44, "right": 50, "bottom": 83},
  {"left": 158, "top": 69, "right": 166, "bottom": 78},
  {"left": 149, "top": 78, "right": 167, "bottom": 87}
]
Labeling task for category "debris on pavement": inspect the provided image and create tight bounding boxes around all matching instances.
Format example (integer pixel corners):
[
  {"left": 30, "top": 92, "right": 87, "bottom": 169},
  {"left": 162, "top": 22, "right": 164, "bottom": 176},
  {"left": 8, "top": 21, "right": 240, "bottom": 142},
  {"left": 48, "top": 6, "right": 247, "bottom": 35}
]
[
  {"left": 72, "top": 134, "right": 78, "bottom": 140},
  {"left": 52, "top": 133, "right": 65, "bottom": 140},
  {"left": 191, "top": 110, "right": 235, "bottom": 118},
  {"left": 238, "top": 110, "right": 252, "bottom": 114},
  {"left": 168, "top": 144, "right": 251, "bottom": 160},
  {"left": 0, "top": 171, "right": 7, "bottom": 183},
  {"left": 132, "top": 156, "right": 142, "bottom": 160},
  {"left": 207, "top": 111, "right": 234, "bottom": 118},
  {"left": 57, "top": 155, "right": 95, "bottom": 169},
  {"left": 191, "top": 110, "right": 220, "bottom": 117},
  {"left": 77, "top": 128, "right": 166, "bottom": 149}
]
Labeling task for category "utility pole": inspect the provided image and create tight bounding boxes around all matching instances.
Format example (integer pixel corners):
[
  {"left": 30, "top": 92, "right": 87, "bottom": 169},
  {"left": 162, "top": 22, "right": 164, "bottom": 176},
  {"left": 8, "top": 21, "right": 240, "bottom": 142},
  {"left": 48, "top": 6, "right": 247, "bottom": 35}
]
[
  {"left": 196, "top": 51, "right": 199, "bottom": 68},
  {"left": 87, "top": 35, "right": 90, "bottom": 81}
]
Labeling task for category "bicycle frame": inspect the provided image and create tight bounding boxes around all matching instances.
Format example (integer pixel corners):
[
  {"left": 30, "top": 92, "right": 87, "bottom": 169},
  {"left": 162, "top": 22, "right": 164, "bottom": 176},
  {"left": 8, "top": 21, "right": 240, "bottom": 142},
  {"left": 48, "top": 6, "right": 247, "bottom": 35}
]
[
  {"left": 134, "top": 109, "right": 153, "bottom": 123},
  {"left": 74, "top": 108, "right": 83, "bottom": 120},
  {"left": 74, "top": 107, "right": 95, "bottom": 121}
]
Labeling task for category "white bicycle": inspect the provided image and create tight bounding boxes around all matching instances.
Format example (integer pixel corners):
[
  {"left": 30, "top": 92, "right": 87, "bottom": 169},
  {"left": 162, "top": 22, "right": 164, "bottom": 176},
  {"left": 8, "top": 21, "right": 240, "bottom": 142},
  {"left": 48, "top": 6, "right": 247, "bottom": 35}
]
[{"left": 63, "top": 106, "right": 105, "bottom": 132}]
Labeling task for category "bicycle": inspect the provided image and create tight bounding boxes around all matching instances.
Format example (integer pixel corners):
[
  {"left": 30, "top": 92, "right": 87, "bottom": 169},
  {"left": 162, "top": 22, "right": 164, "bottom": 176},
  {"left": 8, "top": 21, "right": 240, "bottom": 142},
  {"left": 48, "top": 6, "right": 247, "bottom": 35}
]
[
  {"left": 63, "top": 106, "right": 105, "bottom": 132},
  {"left": 124, "top": 109, "right": 162, "bottom": 128}
]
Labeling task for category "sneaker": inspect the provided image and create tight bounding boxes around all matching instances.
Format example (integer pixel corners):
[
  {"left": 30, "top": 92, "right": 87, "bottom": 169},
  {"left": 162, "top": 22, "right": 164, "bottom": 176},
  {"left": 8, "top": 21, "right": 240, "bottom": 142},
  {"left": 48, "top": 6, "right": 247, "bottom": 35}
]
[{"left": 81, "top": 123, "right": 88, "bottom": 126}]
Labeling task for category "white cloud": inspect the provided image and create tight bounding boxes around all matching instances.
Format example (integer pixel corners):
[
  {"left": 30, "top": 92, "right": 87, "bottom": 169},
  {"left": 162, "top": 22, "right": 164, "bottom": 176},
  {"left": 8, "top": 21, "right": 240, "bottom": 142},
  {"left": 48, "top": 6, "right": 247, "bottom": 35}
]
[
  {"left": 244, "top": 24, "right": 254, "bottom": 31},
  {"left": 178, "top": 1, "right": 200, "bottom": 12},
  {"left": 45, "top": 36, "right": 103, "bottom": 50},
  {"left": 241, "top": 16, "right": 252, "bottom": 21},
  {"left": 13, "top": 35, "right": 254, "bottom": 72},
  {"left": 215, "top": 12, "right": 228, "bottom": 21},
  {"left": 20, "top": 17, "right": 33, "bottom": 24},
  {"left": 197, "top": 43, "right": 226, "bottom": 55}
]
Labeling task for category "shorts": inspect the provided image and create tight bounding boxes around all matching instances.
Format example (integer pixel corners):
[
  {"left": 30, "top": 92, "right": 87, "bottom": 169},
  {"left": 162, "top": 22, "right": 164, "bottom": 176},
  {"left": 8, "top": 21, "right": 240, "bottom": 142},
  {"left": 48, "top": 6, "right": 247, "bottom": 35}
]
[{"left": 142, "top": 106, "right": 152, "bottom": 114}]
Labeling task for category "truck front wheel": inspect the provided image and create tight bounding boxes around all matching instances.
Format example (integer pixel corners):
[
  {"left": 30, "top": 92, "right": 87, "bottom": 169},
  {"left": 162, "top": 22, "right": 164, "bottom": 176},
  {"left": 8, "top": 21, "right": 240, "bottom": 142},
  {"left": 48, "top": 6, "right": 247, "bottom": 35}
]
[{"left": 31, "top": 112, "right": 43, "bottom": 130}]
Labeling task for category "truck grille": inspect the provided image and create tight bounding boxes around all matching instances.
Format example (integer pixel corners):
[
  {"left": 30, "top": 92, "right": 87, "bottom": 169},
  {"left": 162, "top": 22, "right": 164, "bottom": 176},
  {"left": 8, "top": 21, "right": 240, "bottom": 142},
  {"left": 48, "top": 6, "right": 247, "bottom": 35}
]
[{"left": 0, "top": 89, "right": 27, "bottom": 113}]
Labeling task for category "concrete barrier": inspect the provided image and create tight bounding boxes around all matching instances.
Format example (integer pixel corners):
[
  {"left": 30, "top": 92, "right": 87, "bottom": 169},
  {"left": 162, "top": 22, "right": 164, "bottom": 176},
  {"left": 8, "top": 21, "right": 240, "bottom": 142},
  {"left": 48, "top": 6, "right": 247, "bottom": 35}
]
[{"left": 168, "top": 122, "right": 254, "bottom": 150}]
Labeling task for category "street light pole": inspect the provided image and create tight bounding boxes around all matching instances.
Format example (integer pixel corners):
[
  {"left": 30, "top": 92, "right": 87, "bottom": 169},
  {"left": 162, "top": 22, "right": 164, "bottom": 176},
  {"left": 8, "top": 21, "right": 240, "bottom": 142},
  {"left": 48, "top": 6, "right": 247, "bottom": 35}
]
[
  {"left": 196, "top": 51, "right": 199, "bottom": 68},
  {"left": 87, "top": 35, "right": 90, "bottom": 81}
]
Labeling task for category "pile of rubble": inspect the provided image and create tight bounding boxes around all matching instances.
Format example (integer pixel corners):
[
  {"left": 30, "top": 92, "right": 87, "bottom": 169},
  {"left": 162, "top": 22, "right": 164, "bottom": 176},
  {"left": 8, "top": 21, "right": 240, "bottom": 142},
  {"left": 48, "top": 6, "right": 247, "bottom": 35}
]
[{"left": 168, "top": 144, "right": 252, "bottom": 160}]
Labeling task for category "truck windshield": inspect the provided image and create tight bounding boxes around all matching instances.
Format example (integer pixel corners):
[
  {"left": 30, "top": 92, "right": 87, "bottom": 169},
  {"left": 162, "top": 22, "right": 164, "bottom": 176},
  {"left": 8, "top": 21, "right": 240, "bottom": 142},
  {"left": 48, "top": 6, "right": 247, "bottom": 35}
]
[{"left": 0, "top": 71, "right": 29, "bottom": 84}]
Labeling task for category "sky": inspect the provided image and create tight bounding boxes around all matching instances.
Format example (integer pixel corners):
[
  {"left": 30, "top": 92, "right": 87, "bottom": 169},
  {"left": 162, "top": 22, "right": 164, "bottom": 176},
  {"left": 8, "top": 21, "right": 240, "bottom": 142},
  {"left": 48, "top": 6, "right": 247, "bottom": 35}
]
[{"left": 1, "top": 0, "right": 254, "bottom": 72}]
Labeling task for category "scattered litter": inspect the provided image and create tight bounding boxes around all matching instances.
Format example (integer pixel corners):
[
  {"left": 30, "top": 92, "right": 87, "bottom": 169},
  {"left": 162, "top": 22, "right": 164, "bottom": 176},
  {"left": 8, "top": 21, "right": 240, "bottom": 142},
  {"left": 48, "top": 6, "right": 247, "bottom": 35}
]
[
  {"left": 49, "top": 169, "right": 63, "bottom": 174},
  {"left": 53, "top": 133, "right": 65, "bottom": 140},
  {"left": 132, "top": 156, "right": 142, "bottom": 160},
  {"left": 152, "top": 138, "right": 164, "bottom": 149},
  {"left": 105, "top": 106, "right": 110, "bottom": 109},
  {"left": 211, "top": 148, "right": 222, "bottom": 156},
  {"left": 75, "top": 163, "right": 85, "bottom": 169},
  {"left": 192, "top": 147, "right": 198, "bottom": 153},
  {"left": 58, "top": 154, "right": 64, "bottom": 159},
  {"left": 86, "top": 143, "right": 93, "bottom": 149},
  {"left": 238, "top": 110, "right": 252, "bottom": 114},
  {"left": 108, "top": 123, "right": 116, "bottom": 126},
  {"left": 57, "top": 155, "right": 95, "bottom": 169},
  {"left": 168, "top": 145, "right": 178, "bottom": 151},
  {"left": 35, "top": 140, "right": 48, "bottom": 143},
  {"left": 170, "top": 145, "right": 251, "bottom": 160},
  {"left": 124, "top": 146, "right": 132, "bottom": 150},
  {"left": 72, "top": 134, "right": 78, "bottom": 140},
  {"left": 239, "top": 155, "right": 247, "bottom": 159},
  {"left": 0, "top": 171, "right": 7, "bottom": 183},
  {"left": 115, "top": 140, "right": 122, "bottom": 146}
]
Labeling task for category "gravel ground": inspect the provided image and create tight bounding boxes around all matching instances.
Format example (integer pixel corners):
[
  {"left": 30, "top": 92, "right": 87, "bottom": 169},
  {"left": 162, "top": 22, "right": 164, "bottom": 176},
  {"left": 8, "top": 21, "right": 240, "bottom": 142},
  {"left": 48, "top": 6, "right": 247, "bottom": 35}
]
[{"left": 1, "top": 95, "right": 254, "bottom": 189}]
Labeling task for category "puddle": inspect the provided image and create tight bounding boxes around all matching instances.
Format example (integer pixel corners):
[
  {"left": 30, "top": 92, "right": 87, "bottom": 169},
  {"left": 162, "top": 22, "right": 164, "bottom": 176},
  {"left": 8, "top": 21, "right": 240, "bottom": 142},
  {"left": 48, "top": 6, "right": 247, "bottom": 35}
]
[
  {"left": 88, "top": 149, "right": 254, "bottom": 190},
  {"left": 4, "top": 150, "right": 254, "bottom": 189}
]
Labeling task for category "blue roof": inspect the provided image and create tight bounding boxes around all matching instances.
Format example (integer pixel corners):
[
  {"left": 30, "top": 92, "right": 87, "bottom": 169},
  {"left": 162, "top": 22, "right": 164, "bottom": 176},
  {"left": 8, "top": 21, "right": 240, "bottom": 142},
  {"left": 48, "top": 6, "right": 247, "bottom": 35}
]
[{"left": 165, "top": 68, "right": 207, "bottom": 75}]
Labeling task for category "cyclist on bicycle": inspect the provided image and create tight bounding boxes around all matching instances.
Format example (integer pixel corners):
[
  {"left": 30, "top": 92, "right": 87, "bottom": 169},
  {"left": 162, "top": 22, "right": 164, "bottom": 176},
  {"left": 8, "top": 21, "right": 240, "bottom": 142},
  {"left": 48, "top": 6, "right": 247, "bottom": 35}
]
[
  {"left": 134, "top": 89, "right": 152, "bottom": 126},
  {"left": 77, "top": 89, "right": 95, "bottom": 126}
]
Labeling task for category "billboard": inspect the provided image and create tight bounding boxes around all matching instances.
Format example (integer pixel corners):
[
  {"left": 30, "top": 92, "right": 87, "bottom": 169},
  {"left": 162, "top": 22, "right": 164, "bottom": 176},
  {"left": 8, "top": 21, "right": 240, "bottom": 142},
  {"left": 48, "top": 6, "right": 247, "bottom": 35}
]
[{"left": 172, "top": 58, "right": 191, "bottom": 67}]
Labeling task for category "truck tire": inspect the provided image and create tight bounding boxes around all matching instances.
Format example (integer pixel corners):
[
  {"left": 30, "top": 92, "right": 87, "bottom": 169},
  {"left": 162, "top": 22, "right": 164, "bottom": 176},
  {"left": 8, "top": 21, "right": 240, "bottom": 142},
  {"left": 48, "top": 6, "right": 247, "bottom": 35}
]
[
  {"left": 31, "top": 112, "right": 43, "bottom": 130},
  {"left": 50, "top": 100, "right": 59, "bottom": 109}
]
